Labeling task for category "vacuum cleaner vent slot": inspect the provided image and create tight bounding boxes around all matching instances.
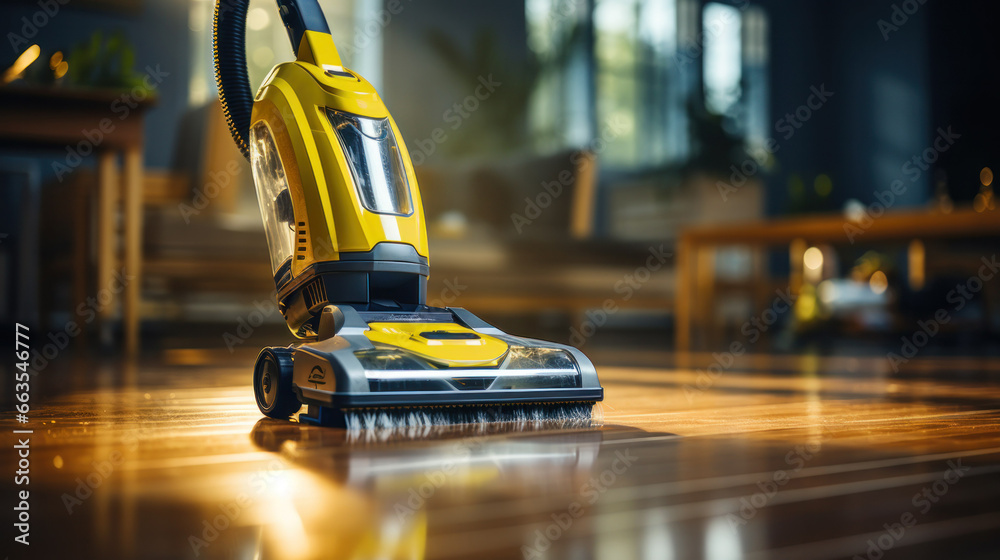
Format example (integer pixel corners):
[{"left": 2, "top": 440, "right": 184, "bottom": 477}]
[
  {"left": 296, "top": 223, "right": 307, "bottom": 260},
  {"left": 303, "top": 278, "right": 328, "bottom": 312}
]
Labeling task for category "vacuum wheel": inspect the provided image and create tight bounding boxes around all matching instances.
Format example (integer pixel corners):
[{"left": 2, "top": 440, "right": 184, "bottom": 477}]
[{"left": 253, "top": 347, "right": 301, "bottom": 419}]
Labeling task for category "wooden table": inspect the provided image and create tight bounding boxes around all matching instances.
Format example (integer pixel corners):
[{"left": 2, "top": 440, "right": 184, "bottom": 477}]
[
  {"left": 676, "top": 207, "right": 1000, "bottom": 351},
  {"left": 0, "top": 86, "right": 152, "bottom": 357},
  {"left": 3, "top": 349, "right": 999, "bottom": 558}
]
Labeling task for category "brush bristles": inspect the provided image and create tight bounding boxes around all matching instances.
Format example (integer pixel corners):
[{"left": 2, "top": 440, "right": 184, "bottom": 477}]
[{"left": 341, "top": 402, "right": 599, "bottom": 432}]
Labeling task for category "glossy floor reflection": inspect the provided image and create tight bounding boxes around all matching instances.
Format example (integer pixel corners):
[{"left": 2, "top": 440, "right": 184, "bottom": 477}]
[{"left": 3, "top": 353, "right": 1000, "bottom": 559}]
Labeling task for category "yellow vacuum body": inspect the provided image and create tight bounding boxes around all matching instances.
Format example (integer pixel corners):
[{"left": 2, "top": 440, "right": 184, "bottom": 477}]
[
  {"left": 248, "top": 30, "right": 429, "bottom": 338},
  {"left": 214, "top": 0, "right": 603, "bottom": 428}
]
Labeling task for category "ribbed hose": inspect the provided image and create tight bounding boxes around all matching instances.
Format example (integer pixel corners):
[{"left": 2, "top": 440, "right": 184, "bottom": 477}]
[{"left": 213, "top": 0, "right": 252, "bottom": 160}]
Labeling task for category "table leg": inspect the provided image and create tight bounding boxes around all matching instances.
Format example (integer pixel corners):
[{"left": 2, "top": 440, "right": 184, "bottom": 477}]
[
  {"left": 696, "top": 244, "right": 716, "bottom": 348},
  {"left": 789, "top": 238, "right": 807, "bottom": 298},
  {"left": 123, "top": 147, "right": 143, "bottom": 358},
  {"left": 73, "top": 177, "right": 90, "bottom": 345},
  {"left": 96, "top": 150, "right": 118, "bottom": 343},
  {"left": 676, "top": 237, "right": 693, "bottom": 353}
]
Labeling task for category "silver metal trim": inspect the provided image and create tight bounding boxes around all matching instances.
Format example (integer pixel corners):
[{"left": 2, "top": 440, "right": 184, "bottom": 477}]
[{"left": 364, "top": 367, "right": 579, "bottom": 380}]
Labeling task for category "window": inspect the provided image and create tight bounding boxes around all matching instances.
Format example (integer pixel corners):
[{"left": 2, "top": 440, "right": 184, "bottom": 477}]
[
  {"left": 526, "top": 0, "right": 769, "bottom": 171},
  {"left": 702, "top": 2, "right": 741, "bottom": 117},
  {"left": 595, "top": 0, "right": 690, "bottom": 167},
  {"left": 702, "top": 2, "right": 769, "bottom": 148},
  {"left": 526, "top": 0, "right": 592, "bottom": 151}
]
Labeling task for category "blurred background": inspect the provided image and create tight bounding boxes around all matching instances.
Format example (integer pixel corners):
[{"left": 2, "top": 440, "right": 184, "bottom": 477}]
[{"left": 2, "top": 0, "right": 999, "bottom": 371}]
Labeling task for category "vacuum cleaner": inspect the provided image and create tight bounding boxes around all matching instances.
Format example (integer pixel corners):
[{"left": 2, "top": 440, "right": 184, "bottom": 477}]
[{"left": 213, "top": 0, "right": 603, "bottom": 428}]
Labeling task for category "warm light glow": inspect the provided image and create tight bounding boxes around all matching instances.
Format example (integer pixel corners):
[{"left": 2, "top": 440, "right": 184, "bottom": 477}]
[
  {"left": 974, "top": 192, "right": 994, "bottom": 212},
  {"left": 981, "top": 167, "right": 993, "bottom": 187},
  {"left": 796, "top": 289, "right": 818, "bottom": 320},
  {"left": 844, "top": 199, "right": 866, "bottom": 222},
  {"left": 803, "top": 247, "right": 824, "bottom": 270},
  {"left": 49, "top": 51, "right": 62, "bottom": 69},
  {"left": 260, "top": 471, "right": 311, "bottom": 559},
  {"left": 247, "top": 7, "right": 271, "bottom": 30},
  {"left": 870, "top": 270, "right": 888, "bottom": 295},
  {"left": 2, "top": 44, "right": 41, "bottom": 84},
  {"left": 54, "top": 60, "right": 68, "bottom": 79},
  {"left": 818, "top": 280, "right": 836, "bottom": 304},
  {"left": 803, "top": 246, "right": 825, "bottom": 284},
  {"left": 908, "top": 240, "right": 925, "bottom": 291}
]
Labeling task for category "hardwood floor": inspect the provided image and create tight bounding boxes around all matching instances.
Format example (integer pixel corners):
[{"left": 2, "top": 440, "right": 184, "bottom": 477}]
[{"left": 3, "top": 352, "right": 1000, "bottom": 559}]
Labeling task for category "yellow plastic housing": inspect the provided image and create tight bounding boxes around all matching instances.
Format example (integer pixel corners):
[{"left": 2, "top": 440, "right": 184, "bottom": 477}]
[
  {"left": 251, "top": 30, "right": 429, "bottom": 280},
  {"left": 364, "top": 323, "right": 510, "bottom": 368}
]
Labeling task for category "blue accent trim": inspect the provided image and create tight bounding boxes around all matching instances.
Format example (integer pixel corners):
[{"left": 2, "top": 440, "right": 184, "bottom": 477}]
[{"left": 275, "top": 0, "right": 331, "bottom": 52}]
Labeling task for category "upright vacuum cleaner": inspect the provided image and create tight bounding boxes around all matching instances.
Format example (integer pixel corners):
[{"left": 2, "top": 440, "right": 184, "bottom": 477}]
[{"left": 213, "top": 0, "right": 604, "bottom": 428}]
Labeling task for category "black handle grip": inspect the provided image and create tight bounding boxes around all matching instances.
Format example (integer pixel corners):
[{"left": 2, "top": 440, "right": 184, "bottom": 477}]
[{"left": 275, "top": 0, "right": 331, "bottom": 55}]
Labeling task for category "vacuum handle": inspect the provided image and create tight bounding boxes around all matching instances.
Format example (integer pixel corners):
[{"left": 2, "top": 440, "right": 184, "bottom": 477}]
[{"left": 275, "top": 0, "right": 331, "bottom": 57}]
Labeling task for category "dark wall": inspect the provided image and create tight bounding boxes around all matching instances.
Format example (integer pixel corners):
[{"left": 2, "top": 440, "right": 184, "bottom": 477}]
[
  {"left": 927, "top": 2, "right": 1000, "bottom": 202},
  {"left": 755, "top": 0, "right": 833, "bottom": 214},
  {"left": 758, "top": 0, "right": 933, "bottom": 215}
]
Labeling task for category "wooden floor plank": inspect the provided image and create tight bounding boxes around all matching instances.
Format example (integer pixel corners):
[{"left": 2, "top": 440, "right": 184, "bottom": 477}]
[{"left": 3, "top": 355, "right": 1000, "bottom": 559}]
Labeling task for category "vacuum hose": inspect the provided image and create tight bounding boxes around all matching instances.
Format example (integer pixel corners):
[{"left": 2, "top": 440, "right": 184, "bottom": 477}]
[
  {"left": 213, "top": 0, "right": 253, "bottom": 160},
  {"left": 213, "top": 0, "right": 334, "bottom": 160}
]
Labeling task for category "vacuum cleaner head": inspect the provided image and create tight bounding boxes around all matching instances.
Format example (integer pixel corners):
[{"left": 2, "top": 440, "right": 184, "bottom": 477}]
[
  {"left": 214, "top": 0, "right": 604, "bottom": 428},
  {"left": 254, "top": 306, "right": 603, "bottom": 429}
]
